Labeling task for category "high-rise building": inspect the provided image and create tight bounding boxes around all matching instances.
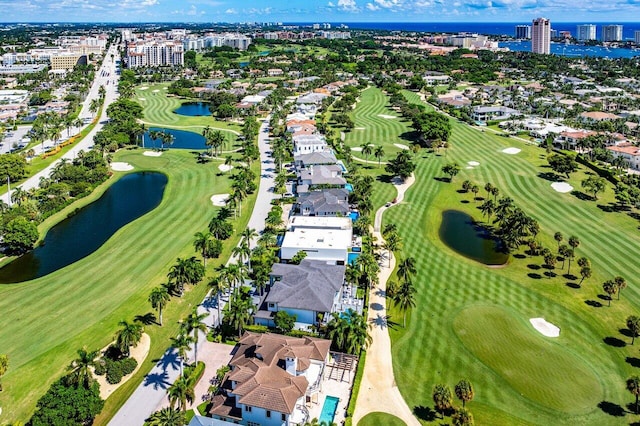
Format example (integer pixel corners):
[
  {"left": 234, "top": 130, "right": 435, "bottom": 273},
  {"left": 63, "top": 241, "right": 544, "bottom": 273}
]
[
  {"left": 602, "top": 25, "right": 623, "bottom": 41},
  {"left": 635, "top": 30, "right": 640, "bottom": 44},
  {"left": 531, "top": 17, "right": 551, "bottom": 54},
  {"left": 515, "top": 25, "right": 531, "bottom": 39},
  {"left": 576, "top": 24, "right": 596, "bottom": 41}
]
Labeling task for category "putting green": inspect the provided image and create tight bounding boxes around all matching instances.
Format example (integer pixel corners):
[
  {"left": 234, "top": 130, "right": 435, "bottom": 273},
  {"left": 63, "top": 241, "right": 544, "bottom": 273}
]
[
  {"left": 358, "top": 412, "right": 406, "bottom": 426},
  {"left": 453, "top": 305, "right": 603, "bottom": 413}
]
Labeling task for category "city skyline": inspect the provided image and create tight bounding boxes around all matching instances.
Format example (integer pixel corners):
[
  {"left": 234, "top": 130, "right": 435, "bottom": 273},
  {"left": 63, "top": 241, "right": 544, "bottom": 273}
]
[{"left": 1, "top": 0, "right": 640, "bottom": 23}]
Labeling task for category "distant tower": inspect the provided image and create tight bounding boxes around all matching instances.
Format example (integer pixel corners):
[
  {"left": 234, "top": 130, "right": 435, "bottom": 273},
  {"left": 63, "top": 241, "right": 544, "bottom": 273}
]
[
  {"left": 576, "top": 24, "right": 596, "bottom": 41},
  {"left": 515, "top": 25, "right": 531, "bottom": 39},
  {"left": 531, "top": 17, "right": 551, "bottom": 54},
  {"left": 602, "top": 25, "right": 623, "bottom": 42},
  {"left": 635, "top": 30, "right": 640, "bottom": 44}
]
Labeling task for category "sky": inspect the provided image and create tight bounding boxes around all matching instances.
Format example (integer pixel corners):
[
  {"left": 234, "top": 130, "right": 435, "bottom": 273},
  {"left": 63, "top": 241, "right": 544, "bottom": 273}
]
[{"left": 1, "top": 0, "right": 640, "bottom": 23}]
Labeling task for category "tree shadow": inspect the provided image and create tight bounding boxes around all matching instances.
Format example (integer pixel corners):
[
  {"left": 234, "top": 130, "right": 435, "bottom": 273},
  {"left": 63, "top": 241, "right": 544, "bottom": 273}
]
[
  {"left": 370, "top": 313, "right": 398, "bottom": 330},
  {"left": 563, "top": 273, "right": 578, "bottom": 280},
  {"left": 513, "top": 253, "right": 526, "bottom": 259},
  {"left": 629, "top": 212, "right": 640, "bottom": 221},
  {"left": 143, "top": 370, "right": 171, "bottom": 390},
  {"left": 566, "top": 282, "right": 581, "bottom": 289},
  {"left": 433, "top": 176, "right": 450, "bottom": 183},
  {"left": 598, "top": 400, "right": 626, "bottom": 417},
  {"left": 456, "top": 189, "right": 468, "bottom": 194},
  {"left": 603, "top": 336, "right": 627, "bottom": 347},
  {"left": 370, "top": 302, "right": 384, "bottom": 311},
  {"left": 627, "top": 357, "right": 640, "bottom": 368},
  {"left": 399, "top": 130, "right": 420, "bottom": 142},
  {"left": 460, "top": 200, "right": 470, "bottom": 204},
  {"left": 413, "top": 405, "right": 437, "bottom": 422},
  {"left": 544, "top": 271, "right": 557, "bottom": 278},
  {"left": 375, "top": 174, "right": 394, "bottom": 184},
  {"left": 598, "top": 203, "right": 629, "bottom": 213},
  {"left": 620, "top": 328, "right": 634, "bottom": 338},
  {"left": 572, "top": 191, "right": 594, "bottom": 201},
  {"left": 527, "top": 273, "right": 542, "bottom": 279},
  {"left": 585, "top": 299, "right": 603, "bottom": 308},
  {"left": 527, "top": 264, "right": 541, "bottom": 270},
  {"left": 598, "top": 294, "right": 612, "bottom": 302},
  {"left": 135, "top": 312, "right": 157, "bottom": 325},
  {"left": 626, "top": 403, "right": 639, "bottom": 414},
  {"left": 538, "top": 171, "right": 559, "bottom": 182}
]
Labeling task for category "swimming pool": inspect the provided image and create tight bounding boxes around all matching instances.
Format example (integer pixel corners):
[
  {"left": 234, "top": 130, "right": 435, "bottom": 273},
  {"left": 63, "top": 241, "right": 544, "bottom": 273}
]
[
  {"left": 319, "top": 396, "right": 339, "bottom": 424},
  {"left": 348, "top": 252, "right": 360, "bottom": 265}
]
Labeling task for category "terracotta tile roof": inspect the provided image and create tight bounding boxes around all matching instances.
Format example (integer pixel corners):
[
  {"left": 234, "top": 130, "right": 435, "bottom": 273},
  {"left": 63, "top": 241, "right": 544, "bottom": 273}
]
[
  {"left": 607, "top": 144, "right": 640, "bottom": 156},
  {"left": 580, "top": 111, "right": 620, "bottom": 121}
]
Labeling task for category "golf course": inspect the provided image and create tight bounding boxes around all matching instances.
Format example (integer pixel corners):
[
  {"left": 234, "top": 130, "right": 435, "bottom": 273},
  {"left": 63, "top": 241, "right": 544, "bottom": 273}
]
[
  {"left": 0, "top": 148, "right": 256, "bottom": 423},
  {"left": 366, "top": 90, "right": 640, "bottom": 424}
]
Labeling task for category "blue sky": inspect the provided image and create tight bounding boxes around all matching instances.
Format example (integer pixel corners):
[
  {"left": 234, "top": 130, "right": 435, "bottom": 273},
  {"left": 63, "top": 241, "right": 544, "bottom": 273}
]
[{"left": 1, "top": 0, "right": 640, "bottom": 23}]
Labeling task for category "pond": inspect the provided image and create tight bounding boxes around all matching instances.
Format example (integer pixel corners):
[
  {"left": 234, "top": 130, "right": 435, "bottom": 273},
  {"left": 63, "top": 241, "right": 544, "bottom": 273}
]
[
  {"left": 439, "top": 210, "right": 508, "bottom": 266},
  {"left": 0, "top": 172, "right": 167, "bottom": 283},
  {"left": 173, "top": 102, "right": 212, "bottom": 117},
  {"left": 142, "top": 127, "right": 207, "bottom": 150}
]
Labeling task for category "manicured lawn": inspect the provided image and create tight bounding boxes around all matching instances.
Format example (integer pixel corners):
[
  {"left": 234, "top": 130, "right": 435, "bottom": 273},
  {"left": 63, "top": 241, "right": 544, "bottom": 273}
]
[
  {"left": 344, "top": 87, "right": 416, "bottom": 162},
  {"left": 0, "top": 149, "right": 257, "bottom": 423},
  {"left": 358, "top": 412, "right": 406, "bottom": 426},
  {"left": 135, "top": 83, "right": 241, "bottom": 150},
  {"left": 377, "top": 92, "right": 640, "bottom": 425}
]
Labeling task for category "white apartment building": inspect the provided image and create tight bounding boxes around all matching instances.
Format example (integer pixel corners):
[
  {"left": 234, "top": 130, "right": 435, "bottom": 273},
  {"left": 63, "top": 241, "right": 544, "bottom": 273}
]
[
  {"left": 319, "top": 31, "right": 351, "bottom": 40},
  {"left": 636, "top": 31, "right": 640, "bottom": 44},
  {"left": 576, "top": 24, "right": 596, "bottom": 41},
  {"left": 126, "top": 41, "right": 184, "bottom": 68},
  {"left": 515, "top": 25, "right": 531, "bottom": 39},
  {"left": 532, "top": 17, "right": 551, "bottom": 54},
  {"left": 602, "top": 25, "right": 623, "bottom": 42}
]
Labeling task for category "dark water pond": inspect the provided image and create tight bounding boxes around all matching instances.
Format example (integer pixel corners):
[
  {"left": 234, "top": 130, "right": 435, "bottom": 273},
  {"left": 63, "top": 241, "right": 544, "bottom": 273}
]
[
  {"left": 439, "top": 210, "right": 508, "bottom": 265},
  {"left": 142, "top": 127, "right": 207, "bottom": 150},
  {"left": 173, "top": 102, "right": 212, "bottom": 117},
  {"left": 0, "top": 172, "right": 167, "bottom": 283}
]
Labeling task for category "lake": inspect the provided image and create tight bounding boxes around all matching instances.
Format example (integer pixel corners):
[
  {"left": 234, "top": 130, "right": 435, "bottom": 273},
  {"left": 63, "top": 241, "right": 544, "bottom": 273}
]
[
  {"left": 0, "top": 172, "right": 167, "bottom": 283},
  {"left": 439, "top": 210, "right": 508, "bottom": 266},
  {"left": 173, "top": 102, "right": 212, "bottom": 117},
  {"left": 142, "top": 127, "right": 207, "bottom": 150}
]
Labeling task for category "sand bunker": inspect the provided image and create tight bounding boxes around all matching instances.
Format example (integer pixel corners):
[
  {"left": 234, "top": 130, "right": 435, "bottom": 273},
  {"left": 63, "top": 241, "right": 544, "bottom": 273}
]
[
  {"left": 502, "top": 147, "right": 521, "bottom": 155},
  {"left": 211, "top": 194, "right": 229, "bottom": 207},
  {"left": 218, "top": 164, "right": 233, "bottom": 172},
  {"left": 152, "top": 89, "right": 160, "bottom": 93},
  {"left": 111, "top": 162, "right": 133, "bottom": 171},
  {"left": 394, "top": 143, "right": 410, "bottom": 150},
  {"left": 468, "top": 161, "right": 480, "bottom": 166},
  {"left": 530, "top": 318, "right": 560, "bottom": 337},
  {"left": 551, "top": 182, "right": 573, "bottom": 193},
  {"left": 139, "top": 86, "right": 149, "bottom": 90},
  {"left": 377, "top": 114, "right": 397, "bottom": 119},
  {"left": 351, "top": 147, "right": 363, "bottom": 152},
  {"left": 138, "top": 97, "right": 146, "bottom": 101},
  {"left": 143, "top": 151, "right": 163, "bottom": 157},
  {"left": 355, "top": 127, "right": 366, "bottom": 130},
  {"left": 465, "top": 166, "right": 474, "bottom": 169}
]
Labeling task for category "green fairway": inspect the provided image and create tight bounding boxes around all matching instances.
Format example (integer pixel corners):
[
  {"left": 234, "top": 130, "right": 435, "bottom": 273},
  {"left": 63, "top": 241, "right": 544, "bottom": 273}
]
[
  {"left": 358, "top": 412, "right": 407, "bottom": 426},
  {"left": 136, "top": 83, "right": 241, "bottom": 150},
  {"left": 344, "top": 87, "right": 415, "bottom": 162},
  {"left": 0, "top": 149, "right": 256, "bottom": 423},
  {"left": 376, "top": 92, "right": 640, "bottom": 425}
]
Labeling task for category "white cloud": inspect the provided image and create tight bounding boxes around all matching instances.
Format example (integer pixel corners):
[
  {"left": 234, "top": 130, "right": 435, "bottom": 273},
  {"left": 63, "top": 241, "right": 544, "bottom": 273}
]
[
  {"left": 366, "top": 2, "right": 379, "bottom": 9},
  {"left": 225, "top": 8, "right": 237, "bottom": 14},
  {"left": 337, "top": 0, "right": 359, "bottom": 11}
]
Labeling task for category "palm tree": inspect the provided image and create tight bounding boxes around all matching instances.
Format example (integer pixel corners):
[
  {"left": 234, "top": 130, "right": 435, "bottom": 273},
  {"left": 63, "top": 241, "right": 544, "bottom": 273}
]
[
  {"left": 432, "top": 384, "right": 453, "bottom": 419},
  {"left": 397, "top": 257, "right": 417, "bottom": 283},
  {"left": 208, "top": 275, "right": 228, "bottom": 325},
  {"left": 628, "top": 376, "right": 640, "bottom": 414},
  {"left": 326, "top": 309, "right": 371, "bottom": 354},
  {"left": 374, "top": 145, "right": 385, "bottom": 167},
  {"left": 224, "top": 288, "right": 254, "bottom": 338},
  {"left": 479, "top": 199, "right": 496, "bottom": 221},
  {"left": 454, "top": 379, "right": 475, "bottom": 408},
  {"left": 240, "top": 227, "right": 258, "bottom": 250},
  {"left": 168, "top": 374, "right": 196, "bottom": 411},
  {"left": 627, "top": 316, "right": 640, "bottom": 345},
  {"left": 161, "top": 131, "right": 175, "bottom": 151},
  {"left": 66, "top": 347, "right": 99, "bottom": 388},
  {"left": 181, "top": 309, "right": 208, "bottom": 365},
  {"left": 232, "top": 243, "right": 252, "bottom": 271},
  {"left": 579, "top": 266, "right": 592, "bottom": 285},
  {"left": 168, "top": 257, "right": 205, "bottom": 296},
  {"left": 615, "top": 276, "right": 627, "bottom": 300},
  {"left": 471, "top": 185, "right": 479, "bottom": 202},
  {"left": 393, "top": 280, "right": 416, "bottom": 327},
  {"left": 89, "top": 98, "right": 100, "bottom": 117},
  {"left": 361, "top": 143, "right": 373, "bottom": 162},
  {"left": 115, "top": 320, "right": 143, "bottom": 357},
  {"left": 382, "top": 233, "right": 402, "bottom": 268},
  {"left": 554, "top": 232, "right": 563, "bottom": 250},
  {"left": 484, "top": 182, "right": 494, "bottom": 199},
  {"left": 193, "top": 231, "right": 213, "bottom": 267},
  {"left": 149, "top": 286, "right": 170, "bottom": 326},
  {"left": 147, "top": 407, "right": 186, "bottom": 426},
  {"left": 603, "top": 280, "right": 617, "bottom": 307},
  {"left": 0, "top": 354, "right": 8, "bottom": 392},
  {"left": 171, "top": 333, "right": 193, "bottom": 376},
  {"left": 452, "top": 408, "right": 474, "bottom": 426}
]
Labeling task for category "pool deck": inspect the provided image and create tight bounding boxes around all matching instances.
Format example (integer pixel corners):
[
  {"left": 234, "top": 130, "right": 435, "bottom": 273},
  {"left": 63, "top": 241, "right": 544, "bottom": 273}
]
[{"left": 306, "top": 357, "right": 356, "bottom": 424}]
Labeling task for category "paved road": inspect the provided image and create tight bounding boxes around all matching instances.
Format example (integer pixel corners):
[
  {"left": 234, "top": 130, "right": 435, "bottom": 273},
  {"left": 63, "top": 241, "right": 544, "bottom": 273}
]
[
  {"left": 108, "top": 116, "right": 276, "bottom": 425},
  {"left": 1, "top": 43, "right": 120, "bottom": 205}
]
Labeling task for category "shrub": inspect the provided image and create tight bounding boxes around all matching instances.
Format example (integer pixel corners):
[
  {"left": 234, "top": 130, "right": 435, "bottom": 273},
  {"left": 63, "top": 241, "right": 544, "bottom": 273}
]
[
  {"left": 94, "top": 360, "right": 106, "bottom": 376},
  {"left": 120, "top": 357, "right": 138, "bottom": 376},
  {"left": 105, "top": 359, "right": 123, "bottom": 384}
]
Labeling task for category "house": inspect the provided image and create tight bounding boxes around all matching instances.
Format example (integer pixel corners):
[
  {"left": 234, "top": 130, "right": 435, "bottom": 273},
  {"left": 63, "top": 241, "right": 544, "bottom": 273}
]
[
  {"left": 553, "top": 130, "right": 597, "bottom": 150},
  {"left": 423, "top": 73, "right": 451, "bottom": 85},
  {"left": 607, "top": 143, "right": 640, "bottom": 170},
  {"left": 267, "top": 68, "right": 283, "bottom": 77},
  {"left": 292, "top": 134, "right": 328, "bottom": 156},
  {"left": 207, "top": 332, "right": 332, "bottom": 426},
  {"left": 471, "top": 106, "right": 519, "bottom": 122},
  {"left": 297, "top": 165, "right": 346, "bottom": 192},
  {"left": 296, "top": 188, "right": 350, "bottom": 217},
  {"left": 296, "top": 92, "right": 327, "bottom": 105},
  {"left": 293, "top": 151, "right": 337, "bottom": 169},
  {"left": 254, "top": 259, "right": 361, "bottom": 328},
  {"left": 580, "top": 111, "right": 621, "bottom": 122},
  {"left": 280, "top": 216, "right": 352, "bottom": 264}
]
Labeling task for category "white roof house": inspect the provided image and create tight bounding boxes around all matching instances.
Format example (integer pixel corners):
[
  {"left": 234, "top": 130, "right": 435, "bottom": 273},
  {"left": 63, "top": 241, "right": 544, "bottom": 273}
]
[{"left": 281, "top": 216, "right": 353, "bottom": 264}]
